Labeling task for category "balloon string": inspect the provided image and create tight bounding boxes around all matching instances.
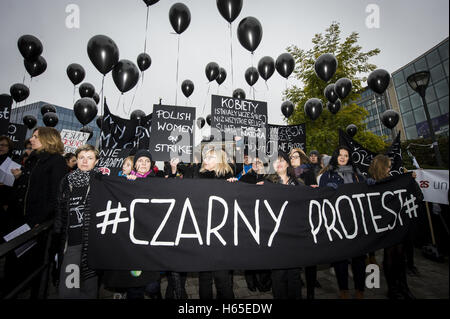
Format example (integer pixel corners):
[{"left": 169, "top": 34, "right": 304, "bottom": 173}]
[
  {"left": 122, "top": 95, "right": 127, "bottom": 116},
  {"left": 202, "top": 82, "right": 211, "bottom": 116},
  {"left": 130, "top": 73, "right": 141, "bottom": 113},
  {"left": 22, "top": 72, "right": 26, "bottom": 84},
  {"left": 144, "top": 6, "right": 150, "bottom": 53},
  {"left": 175, "top": 34, "right": 180, "bottom": 106},
  {"left": 229, "top": 23, "right": 234, "bottom": 92},
  {"left": 265, "top": 80, "right": 269, "bottom": 91},
  {"left": 100, "top": 75, "right": 105, "bottom": 153},
  {"left": 73, "top": 85, "right": 76, "bottom": 105},
  {"left": 101, "top": 75, "right": 105, "bottom": 117},
  {"left": 117, "top": 93, "right": 122, "bottom": 111}
]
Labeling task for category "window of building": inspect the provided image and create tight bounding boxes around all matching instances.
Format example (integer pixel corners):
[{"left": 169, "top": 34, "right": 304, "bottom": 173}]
[
  {"left": 405, "top": 126, "right": 418, "bottom": 140},
  {"left": 414, "top": 57, "right": 428, "bottom": 72},
  {"left": 396, "top": 84, "right": 409, "bottom": 100},
  {"left": 439, "top": 95, "right": 449, "bottom": 115},
  {"left": 393, "top": 71, "right": 405, "bottom": 86},
  {"left": 430, "top": 64, "right": 446, "bottom": 83},
  {"left": 403, "top": 64, "right": 416, "bottom": 80},
  {"left": 399, "top": 97, "right": 412, "bottom": 113},
  {"left": 434, "top": 79, "right": 449, "bottom": 99},
  {"left": 439, "top": 41, "right": 449, "bottom": 60},
  {"left": 444, "top": 59, "right": 449, "bottom": 78},
  {"left": 402, "top": 111, "right": 415, "bottom": 127},
  {"left": 426, "top": 49, "right": 441, "bottom": 68},
  {"left": 410, "top": 93, "right": 423, "bottom": 109},
  {"left": 428, "top": 101, "right": 441, "bottom": 118},
  {"left": 425, "top": 87, "right": 437, "bottom": 104},
  {"left": 413, "top": 108, "right": 426, "bottom": 123}
]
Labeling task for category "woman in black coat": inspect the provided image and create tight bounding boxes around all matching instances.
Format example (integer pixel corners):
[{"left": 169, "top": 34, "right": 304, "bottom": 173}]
[{"left": 319, "top": 146, "right": 366, "bottom": 299}]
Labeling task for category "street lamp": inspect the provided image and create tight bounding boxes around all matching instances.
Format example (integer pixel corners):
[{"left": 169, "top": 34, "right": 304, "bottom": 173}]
[{"left": 407, "top": 71, "right": 444, "bottom": 167}]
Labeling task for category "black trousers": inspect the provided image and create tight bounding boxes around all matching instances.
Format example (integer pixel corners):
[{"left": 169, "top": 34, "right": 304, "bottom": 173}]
[
  {"left": 305, "top": 266, "right": 317, "bottom": 297},
  {"left": 332, "top": 256, "right": 366, "bottom": 291},
  {"left": 244, "top": 270, "right": 272, "bottom": 291},
  {"left": 271, "top": 268, "right": 302, "bottom": 299},
  {"left": 165, "top": 272, "right": 187, "bottom": 299},
  {"left": 199, "top": 271, "right": 234, "bottom": 299},
  {"left": 383, "top": 244, "right": 409, "bottom": 293}
]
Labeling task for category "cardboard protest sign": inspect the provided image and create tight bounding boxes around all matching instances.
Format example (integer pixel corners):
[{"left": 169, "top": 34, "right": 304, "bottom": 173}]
[
  {"left": 60, "top": 129, "right": 90, "bottom": 154},
  {"left": 149, "top": 104, "right": 196, "bottom": 162}
]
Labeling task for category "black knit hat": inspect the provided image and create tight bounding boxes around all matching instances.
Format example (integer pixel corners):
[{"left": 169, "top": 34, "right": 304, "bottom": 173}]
[
  {"left": 133, "top": 149, "right": 152, "bottom": 166},
  {"left": 309, "top": 150, "right": 319, "bottom": 157}
]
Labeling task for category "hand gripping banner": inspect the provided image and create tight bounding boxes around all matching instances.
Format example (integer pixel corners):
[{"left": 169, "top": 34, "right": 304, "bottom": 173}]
[{"left": 87, "top": 174, "right": 422, "bottom": 272}]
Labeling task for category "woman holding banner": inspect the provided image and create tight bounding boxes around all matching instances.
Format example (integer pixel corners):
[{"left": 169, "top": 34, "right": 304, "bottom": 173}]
[
  {"left": 319, "top": 146, "right": 366, "bottom": 299},
  {"left": 264, "top": 151, "right": 304, "bottom": 299},
  {"left": 195, "top": 148, "right": 235, "bottom": 299},
  {"left": 54, "top": 144, "right": 100, "bottom": 298},
  {"left": 368, "top": 154, "right": 421, "bottom": 299}
]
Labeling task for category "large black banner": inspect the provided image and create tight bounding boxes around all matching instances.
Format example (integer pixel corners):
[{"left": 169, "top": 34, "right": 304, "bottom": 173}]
[
  {"left": 267, "top": 123, "right": 306, "bottom": 154},
  {"left": 339, "top": 129, "right": 403, "bottom": 176},
  {"left": 88, "top": 174, "right": 421, "bottom": 272},
  {"left": 96, "top": 148, "right": 131, "bottom": 176},
  {"left": 149, "top": 104, "right": 195, "bottom": 162},
  {"left": 210, "top": 94, "right": 267, "bottom": 138},
  {"left": 0, "top": 94, "right": 13, "bottom": 136},
  {"left": 100, "top": 101, "right": 152, "bottom": 149}
]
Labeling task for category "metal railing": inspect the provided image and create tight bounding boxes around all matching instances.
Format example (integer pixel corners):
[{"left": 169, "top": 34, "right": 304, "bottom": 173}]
[{"left": 0, "top": 220, "right": 54, "bottom": 299}]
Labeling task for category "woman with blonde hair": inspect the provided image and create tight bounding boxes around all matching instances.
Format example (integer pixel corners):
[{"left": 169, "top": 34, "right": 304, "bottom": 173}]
[{"left": 118, "top": 155, "right": 134, "bottom": 177}]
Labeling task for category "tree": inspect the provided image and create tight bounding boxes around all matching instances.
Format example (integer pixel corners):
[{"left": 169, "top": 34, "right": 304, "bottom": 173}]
[{"left": 286, "top": 22, "right": 388, "bottom": 154}]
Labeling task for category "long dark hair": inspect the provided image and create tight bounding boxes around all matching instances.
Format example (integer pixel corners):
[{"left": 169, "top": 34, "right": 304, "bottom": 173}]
[{"left": 326, "top": 146, "right": 359, "bottom": 173}]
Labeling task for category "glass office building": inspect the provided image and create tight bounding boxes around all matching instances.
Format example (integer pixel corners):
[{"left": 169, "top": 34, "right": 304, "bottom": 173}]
[
  {"left": 390, "top": 38, "right": 449, "bottom": 140},
  {"left": 10, "top": 101, "right": 100, "bottom": 145}
]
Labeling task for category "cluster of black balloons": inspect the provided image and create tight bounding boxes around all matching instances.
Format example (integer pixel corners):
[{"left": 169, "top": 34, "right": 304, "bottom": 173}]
[{"left": 19, "top": 35, "right": 47, "bottom": 79}]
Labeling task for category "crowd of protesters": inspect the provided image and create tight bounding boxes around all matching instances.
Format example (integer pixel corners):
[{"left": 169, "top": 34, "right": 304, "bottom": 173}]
[{"left": 0, "top": 128, "right": 433, "bottom": 300}]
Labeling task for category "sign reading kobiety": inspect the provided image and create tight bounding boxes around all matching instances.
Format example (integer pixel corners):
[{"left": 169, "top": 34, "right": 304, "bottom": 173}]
[
  {"left": 149, "top": 104, "right": 196, "bottom": 162},
  {"left": 88, "top": 173, "right": 422, "bottom": 272},
  {"left": 211, "top": 95, "right": 267, "bottom": 139}
]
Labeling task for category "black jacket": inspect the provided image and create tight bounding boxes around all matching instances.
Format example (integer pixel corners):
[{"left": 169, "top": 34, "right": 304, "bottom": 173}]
[{"left": 23, "top": 151, "right": 68, "bottom": 226}]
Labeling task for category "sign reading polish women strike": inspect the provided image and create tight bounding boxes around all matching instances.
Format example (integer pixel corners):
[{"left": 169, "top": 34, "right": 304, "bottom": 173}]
[
  {"left": 211, "top": 95, "right": 267, "bottom": 139},
  {"left": 88, "top": 173, "right": 422, "bottom": 272},
  {"left": 149, "top": 104, "right": 196, "bottom": 162}
]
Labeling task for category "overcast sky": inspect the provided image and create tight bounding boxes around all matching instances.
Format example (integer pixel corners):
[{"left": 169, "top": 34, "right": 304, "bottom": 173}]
[{"left": 0, "top": 0, "right": 448, "bottom": 126}]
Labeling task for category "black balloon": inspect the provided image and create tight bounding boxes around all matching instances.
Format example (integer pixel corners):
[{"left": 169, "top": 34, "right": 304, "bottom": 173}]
[
  {"left": 206, "top": 114, "right": 212, "bottom": 126},
  {"left": 137, "top": 53, "right": 152, "bottom": 72},
  {"left": 237, "top": 17, "right": 263, "bottom": 53},
  {"left": 381, "top": 109, "right": 400, "bottom": 129},
  {"left": 17, "top": 35, "right": 43, "bottom": 61},
  {"left": 314, "top": 53, "right": 338, "bottom": 82},
  {"left": 324, "top": 83, "right": 338, "bottom": 103},
  {"left": 87, "top": 35, "right": 119, "bottom": 75},
  {"left": 335, "top": 78, "right": 352, "bottom": 99},
  {"left": 304, "top": 98, "right": 323, "bottom": 121},
  {"left": 40, "top": 104, "right": 56, "bottom": 116},
  {"left": 112, "top": 60, "right": 140, "bottom": 93},
  {"left": 275, "top": 53, "right": 295, "bottom": 79},
  {"left": 197, "top": 117, "right": 205, "bottom": 129},
  {"left": 245, "top": 66, "right": 259, "bottom": 86},
  {"left": 367, "top": 69, "right": 391, "bottom": 95},
  {"left": 66, "top": 63, "right": 85, "bottom": 86},
  {"left": 74, "top": 98, "right": 98, "bottom": 125},
  {"left": 80, "top": 126, "right": 94, "bottom": 141},
  {"left": 96, "top": 116, "right": 103, "bottom": 129},
  {"left": 43, "top": 112, "right": 58, "bottom": 127},
  {"left": 205, "top": 62, "right": 220, "bottom": 82},
  {"left": 10, "top": 83, "right": 29, "bottom": 103},
  {"left": 257, "top": 56, "right": 275, "bottom": 81},
  {"left": 327, "top": 99, "right": 341, "bottom": 114},
  {"left": 24, "top": 56, "right": 47, "bottom": 78},
  {"left": 281, "top": 101, "right": 294, "bottom": 118},
  {"left": 79, "top": 83, "right": 95, "bottom": 98},
  {"left": 23, "top": 115, "right": 37, "bottom": 130},
  {"left": 143, "top": 0, "right": 159, "bottom": 6},
  {"left": 181, "top": 79, "right": 194, "bottom": 98},
  {"left": 169, "top": 3, "right": 191, "bottom": 34},
  {"left": 216, "top": 68, "right": 227, "bottom": 85},
  {"left": 92, "top": 92, "right": 100, "bottom": 105},
  {"left": 346, "top": 124, "right": 358, "bottom": 137},
  {"left": 233, "top": 88, "right": 246, "bottom": 99},
  {"left": 216, "top": 0, "right": 243, "bottom": 23},
  {"left": 130, "top": 109, "right": 146, "bottom": 121}
]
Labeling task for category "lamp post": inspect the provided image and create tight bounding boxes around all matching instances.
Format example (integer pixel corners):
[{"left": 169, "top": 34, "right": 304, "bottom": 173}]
[{"left": 407, "top": 71, "right": 443, "bottom": 167}]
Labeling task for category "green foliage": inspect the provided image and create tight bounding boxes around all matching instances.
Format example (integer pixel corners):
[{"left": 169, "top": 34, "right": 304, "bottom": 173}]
[
  {"left": 401, "top": 135, "right": 449, "bottom": 170},
  {"left": 285, "top": 22, "right": 388, "bottom": 154}
]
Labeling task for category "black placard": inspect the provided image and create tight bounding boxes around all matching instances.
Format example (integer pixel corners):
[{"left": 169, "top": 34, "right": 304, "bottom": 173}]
[
  {"left": 0, "top": 95, "right": 13, "bottom": 136},
  {"left": 267, "top": 123, "right": 306, "bottom": 154},
  {"left": 149, "top": 104, "right": 196, "bottom": 162},
  {"left": 96, "top": 148, "right": 131, "bottom": 177},
  {"left": 211, "top": 95, "right": 267, "bottom": 139},
  {"left": 7, "top": 123, "right": 27, "bottom": 152}
]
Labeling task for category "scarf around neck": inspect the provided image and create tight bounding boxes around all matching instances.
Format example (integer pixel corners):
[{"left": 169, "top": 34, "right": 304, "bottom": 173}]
[{"left": 336, "top": 165, "right": 355, "bottom": 184}]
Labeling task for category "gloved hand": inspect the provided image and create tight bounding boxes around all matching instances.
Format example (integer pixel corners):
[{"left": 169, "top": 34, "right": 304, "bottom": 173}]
[
  {"left": 366, "top": 178, "right": 376, "bottom": 185},
  {"left": 326, "top": 182, "right": 338, "bottom": 189}
]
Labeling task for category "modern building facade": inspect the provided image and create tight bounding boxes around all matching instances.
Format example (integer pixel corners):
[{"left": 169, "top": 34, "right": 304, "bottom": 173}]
[
  {"left": 10, "top": 101, "right": 100, "bottom": 145},
  {"left": 389, "top": 37, "right": 449, "bottom": 140}
]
